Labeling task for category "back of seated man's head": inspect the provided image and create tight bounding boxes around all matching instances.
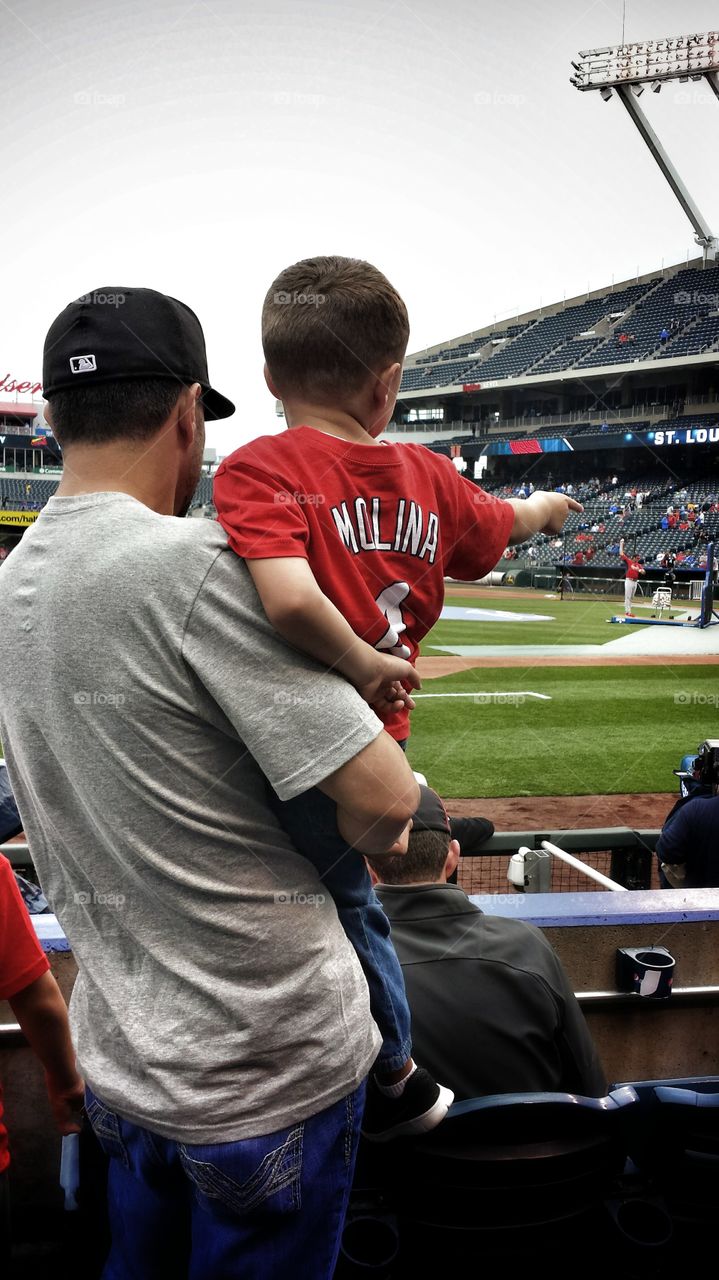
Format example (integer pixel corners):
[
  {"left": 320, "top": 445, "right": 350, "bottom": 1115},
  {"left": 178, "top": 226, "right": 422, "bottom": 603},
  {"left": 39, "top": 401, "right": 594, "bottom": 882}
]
[{"left": 366, "top": 786, "right": 460, "bottom": 886}]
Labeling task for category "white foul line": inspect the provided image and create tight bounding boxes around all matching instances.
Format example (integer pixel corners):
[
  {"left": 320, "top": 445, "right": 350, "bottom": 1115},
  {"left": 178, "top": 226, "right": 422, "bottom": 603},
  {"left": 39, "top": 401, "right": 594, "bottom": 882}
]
[{"left": 413, "top": 692, "right": 552, "bottom": 701}]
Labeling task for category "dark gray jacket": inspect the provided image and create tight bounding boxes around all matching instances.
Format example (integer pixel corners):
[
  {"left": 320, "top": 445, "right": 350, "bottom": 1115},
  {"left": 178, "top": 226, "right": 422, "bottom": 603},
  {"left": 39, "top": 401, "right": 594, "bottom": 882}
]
[
  {"left": 657, "top": 793, "right": 719, "bottom": 888},
  {"left": 376, "top": 882, "right": 605, "bottom": 1101}
]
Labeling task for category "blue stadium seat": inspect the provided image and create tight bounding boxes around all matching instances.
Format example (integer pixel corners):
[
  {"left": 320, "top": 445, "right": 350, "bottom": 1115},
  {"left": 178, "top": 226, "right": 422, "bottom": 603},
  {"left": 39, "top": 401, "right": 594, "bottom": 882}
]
[
  {"left": 613, "top": 1077, "right": 719, "bottom": 1239},
  {"left": 347, "top": 1088, "right": 660, "bottom": 1274}
]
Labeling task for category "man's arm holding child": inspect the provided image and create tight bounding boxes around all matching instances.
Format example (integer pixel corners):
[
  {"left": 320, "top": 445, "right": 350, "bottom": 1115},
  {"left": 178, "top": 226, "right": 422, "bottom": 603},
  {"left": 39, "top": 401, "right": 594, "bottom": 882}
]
[{"left": 318, "top": 731, "right": 420, "bottom": 859}]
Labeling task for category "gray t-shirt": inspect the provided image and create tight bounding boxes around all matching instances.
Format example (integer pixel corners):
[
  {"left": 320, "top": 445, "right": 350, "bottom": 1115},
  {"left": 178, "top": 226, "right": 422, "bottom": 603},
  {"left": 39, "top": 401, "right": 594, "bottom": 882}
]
[{"left": 0, "top": 493, "right": 383, "bottom": 1142}]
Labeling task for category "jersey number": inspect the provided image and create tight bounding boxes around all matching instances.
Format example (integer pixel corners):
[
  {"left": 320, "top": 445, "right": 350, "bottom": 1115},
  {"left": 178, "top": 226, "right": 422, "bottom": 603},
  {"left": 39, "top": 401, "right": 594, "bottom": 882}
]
[{"left": 375, "top": 582, "right": 411, "bottom": 658}]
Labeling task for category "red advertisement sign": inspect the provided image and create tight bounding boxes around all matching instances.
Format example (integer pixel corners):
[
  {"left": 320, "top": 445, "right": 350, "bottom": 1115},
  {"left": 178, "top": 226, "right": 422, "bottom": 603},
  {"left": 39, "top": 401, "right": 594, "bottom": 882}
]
[
  {"left": 0, "top": 374, "right": 43, "bottom": 395},
  {"left": 509, "top": 439, "right": 542, "bottom": 455}
]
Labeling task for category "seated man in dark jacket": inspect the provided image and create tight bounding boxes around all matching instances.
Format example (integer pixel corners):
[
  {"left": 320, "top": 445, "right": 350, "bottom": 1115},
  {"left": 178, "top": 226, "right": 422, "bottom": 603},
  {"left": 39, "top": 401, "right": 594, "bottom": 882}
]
[
  {"left": 657, "top": 741, "right": 719, "bottom": 888},
  {"left": 656, "top": 792, "right": 719, "bottom": 888},
  {"left": 367, "top": 787, "right": 605, "bottom": 1100}
]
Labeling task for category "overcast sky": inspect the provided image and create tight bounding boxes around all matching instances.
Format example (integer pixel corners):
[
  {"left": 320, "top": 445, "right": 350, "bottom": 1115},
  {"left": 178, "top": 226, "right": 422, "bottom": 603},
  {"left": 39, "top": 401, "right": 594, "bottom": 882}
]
[{"left": 2, "top": 0, "right": 718, "bottom": 453}]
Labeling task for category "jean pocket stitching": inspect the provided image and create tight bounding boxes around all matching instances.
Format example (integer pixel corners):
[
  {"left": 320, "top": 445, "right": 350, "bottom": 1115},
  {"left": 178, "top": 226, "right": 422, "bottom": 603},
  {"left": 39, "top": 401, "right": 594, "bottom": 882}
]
[
  {"left": 179, "top": 1123, "right": 304, "bottom": 1215},
  {"left": 85, "top": 1096, "right": 130, "bottom": 1169}
]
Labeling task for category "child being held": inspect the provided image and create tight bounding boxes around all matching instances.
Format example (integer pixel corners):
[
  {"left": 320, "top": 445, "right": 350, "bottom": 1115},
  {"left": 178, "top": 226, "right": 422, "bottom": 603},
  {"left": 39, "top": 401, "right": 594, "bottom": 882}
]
[{"left": 215, "top": 256, "right": 581, "bottom": 1140}]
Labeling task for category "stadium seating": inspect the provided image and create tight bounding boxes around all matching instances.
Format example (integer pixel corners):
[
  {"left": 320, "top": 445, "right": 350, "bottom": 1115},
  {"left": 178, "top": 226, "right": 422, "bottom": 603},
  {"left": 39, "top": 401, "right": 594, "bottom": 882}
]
[
  {"left": 576, "top": 266, "right": 719, "bottom": 369},
  {"left": 189, "top": 474, "right": 214, "bottom": 507},
  {"left": 529, "top": 335, "right": 604, "bottom": 374},
  {"left": 1, "top": 455, "right": 715, "bottom": 574},
  {"left": 612, "top": 1077, "right": 719, "bottom": 1260},
  {"left": 0, "top": 477, "right": 59, "bottom": 509},
  {"left": 399, "top": 266, "right": 719, "bottom": 393},
  {"left": 0, "top": 473, "right": 218, "bottom": 513},
  {"left": 470, "top": 468, "right": 718, "bottom": 570},
  {"left": 659, "top": 313, "right": 719, "bottom": 357},
  {"left": 346, "top": 1087, "right": 676, "bottom": 1276}
]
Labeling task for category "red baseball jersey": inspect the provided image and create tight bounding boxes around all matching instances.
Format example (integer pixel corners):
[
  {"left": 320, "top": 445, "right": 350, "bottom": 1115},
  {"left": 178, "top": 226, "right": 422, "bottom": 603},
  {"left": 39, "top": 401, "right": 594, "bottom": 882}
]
[
  {"left": 621, "top": 552, "right": 642, "bottom": 580},
  {"left": 214, "top": 428, "right": 514, "bottom": 740},
  {"left": 0, "top": 853, "right": 49, "bottom": 1173}
]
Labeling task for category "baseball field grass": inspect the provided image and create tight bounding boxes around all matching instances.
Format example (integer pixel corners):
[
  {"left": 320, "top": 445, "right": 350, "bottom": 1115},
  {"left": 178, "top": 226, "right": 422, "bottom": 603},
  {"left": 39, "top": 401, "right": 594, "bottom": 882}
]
[
  {"left": 408, "top": 593, "right": 718, "bottom": 797},
  {"left": 405, "top": 664, "right": 718, "bottom": 798},
  {"left": 424, "top": 595, "right": 689, "bottom": 650}
]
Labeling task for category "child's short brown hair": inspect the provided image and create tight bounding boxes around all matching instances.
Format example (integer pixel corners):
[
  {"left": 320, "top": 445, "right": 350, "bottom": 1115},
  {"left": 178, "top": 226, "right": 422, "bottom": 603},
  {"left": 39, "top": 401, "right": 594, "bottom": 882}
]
[{"left": 262, "top": 256, "right": 409, "bottom": 402}]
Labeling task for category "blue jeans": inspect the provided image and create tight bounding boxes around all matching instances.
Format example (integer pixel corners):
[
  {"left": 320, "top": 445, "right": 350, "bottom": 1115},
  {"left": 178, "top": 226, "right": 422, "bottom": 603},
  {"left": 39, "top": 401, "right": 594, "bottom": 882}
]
[
  {"left": 271, "top": 779, "right": 412, "bottom": 1073},
  {"left": 85, "top": 1081, "right": 366, "bottom": 1280}
]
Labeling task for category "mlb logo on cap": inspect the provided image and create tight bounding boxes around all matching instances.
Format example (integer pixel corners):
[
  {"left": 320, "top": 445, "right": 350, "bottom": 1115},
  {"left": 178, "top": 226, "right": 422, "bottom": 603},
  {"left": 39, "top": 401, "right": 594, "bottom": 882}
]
[{"left": 70, "top": 354, "right": 97, "bottom": 374}]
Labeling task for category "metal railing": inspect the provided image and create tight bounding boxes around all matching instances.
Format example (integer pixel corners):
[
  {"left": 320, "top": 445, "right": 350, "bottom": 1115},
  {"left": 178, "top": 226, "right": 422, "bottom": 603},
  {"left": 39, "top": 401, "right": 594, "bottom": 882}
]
[{"left": 538, "top": 841, "right": 627, "bottom": 891}]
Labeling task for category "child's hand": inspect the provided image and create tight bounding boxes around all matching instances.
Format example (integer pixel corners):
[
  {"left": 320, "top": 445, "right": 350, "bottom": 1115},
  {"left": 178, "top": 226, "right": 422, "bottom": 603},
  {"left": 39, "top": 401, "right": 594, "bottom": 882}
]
[
  {"left": 532, "top": 491, "right": 584, "bottom": 534},
  {"left": 358, "top": 653, "right": 421, "bottom": 712},
  {"left": 370, "top": 680, "right": 417, "bottom": 722},
  {"left": 45, "top": 1069, "right": 85, "bottom": 1135}
]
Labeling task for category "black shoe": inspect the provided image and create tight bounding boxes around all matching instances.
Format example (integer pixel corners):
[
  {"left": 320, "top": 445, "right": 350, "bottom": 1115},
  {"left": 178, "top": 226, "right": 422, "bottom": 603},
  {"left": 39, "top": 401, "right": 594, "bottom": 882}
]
[
  {"left": 448, "top": 815, "right": 495, "bottom": 852},
  {"left": 361, "top": 1069, "right": 454, "bottom": 1143}
]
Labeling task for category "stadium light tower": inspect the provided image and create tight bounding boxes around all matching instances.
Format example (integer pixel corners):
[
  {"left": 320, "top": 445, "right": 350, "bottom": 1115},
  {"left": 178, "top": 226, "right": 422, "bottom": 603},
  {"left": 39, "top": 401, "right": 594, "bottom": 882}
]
[{"left": 571, "top": 31, "right": 719, "bottom": 262}]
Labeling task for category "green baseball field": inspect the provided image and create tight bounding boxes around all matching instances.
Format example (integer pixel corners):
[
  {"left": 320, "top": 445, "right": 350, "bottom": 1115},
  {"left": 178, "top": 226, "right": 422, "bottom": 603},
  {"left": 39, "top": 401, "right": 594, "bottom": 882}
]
[{"left": 407, "top": 591, "right": 718, "bottom": 798}]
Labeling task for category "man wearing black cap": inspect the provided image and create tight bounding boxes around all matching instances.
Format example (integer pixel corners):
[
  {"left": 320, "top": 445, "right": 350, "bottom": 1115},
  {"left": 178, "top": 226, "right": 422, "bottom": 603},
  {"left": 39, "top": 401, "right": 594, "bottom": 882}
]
[
  {"left": 40, "top": 286, "right": 236, "bottom": 516},
  {"left": 0, "top": 288, "right": 421, "bottom": 1279},
  {"left": 367, "top": 787, "right": 605, "bottom": 1101}
]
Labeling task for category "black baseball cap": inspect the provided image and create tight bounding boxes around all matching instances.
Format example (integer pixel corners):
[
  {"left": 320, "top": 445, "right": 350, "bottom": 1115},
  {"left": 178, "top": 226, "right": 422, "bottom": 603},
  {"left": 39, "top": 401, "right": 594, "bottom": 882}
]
[
  {"left": 42, "top": 287, "right": 235, "bottom": 420},
  {"left": 411, "top": 786, "right": 451, "bottom": 837}
]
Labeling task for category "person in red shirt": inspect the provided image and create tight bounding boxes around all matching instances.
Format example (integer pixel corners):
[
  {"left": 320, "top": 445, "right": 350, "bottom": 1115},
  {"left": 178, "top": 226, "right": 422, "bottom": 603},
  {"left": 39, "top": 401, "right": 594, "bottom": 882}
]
[
  {"left": 0, "top": 854, "right": 84, "bottom": 1261},
  {"left": 619, "top": 538, "right": 646, "bottom": 615},
  {"left": 214, "top": 255, "right": 582, "bottom": 1140}
]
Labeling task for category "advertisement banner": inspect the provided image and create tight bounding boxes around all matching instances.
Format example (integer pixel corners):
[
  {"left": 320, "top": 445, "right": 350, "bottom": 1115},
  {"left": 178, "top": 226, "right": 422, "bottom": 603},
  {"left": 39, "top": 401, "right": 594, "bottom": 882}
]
[
  {"left": 482, "top": 428, "right": 719, "bottom": 456},
  {"left": 0, "top": 432, "right": 59, "bottom": 449},
  {"left": 649, "top": 426, "right": 719, "bottom": 446},
  {"left": 0, "top": 510, "right": 40, "bottom": 527}
]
